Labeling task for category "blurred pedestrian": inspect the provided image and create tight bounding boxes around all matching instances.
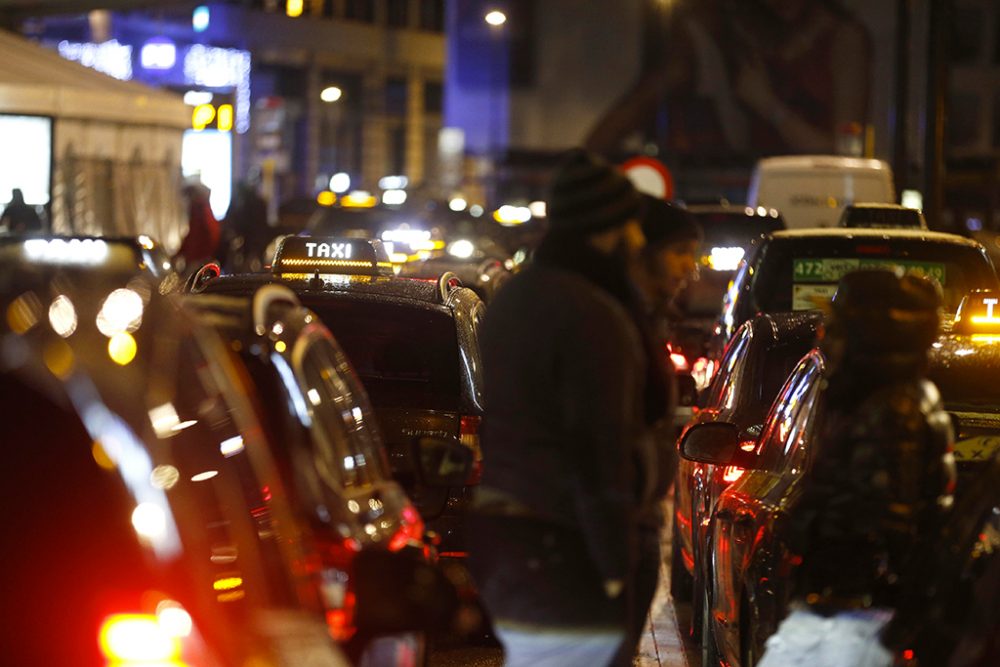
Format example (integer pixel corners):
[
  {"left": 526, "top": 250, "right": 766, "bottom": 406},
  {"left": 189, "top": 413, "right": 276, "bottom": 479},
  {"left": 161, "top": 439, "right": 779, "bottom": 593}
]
[
  {"left": 881, "top": 449, "right": 1000, "bottom": 666},
  {"left": 760, "top": 270, "right": 955, "bottom": 667},
  {"left": 221, "top": 180, "right": 270, "bottom": 272},
  {"left": 611, "top": 196, "right": 701, "bottom": 666},
  {"left": 1, "top": 188, "right": 43, "bottom": 235},
  {"left": 468, "top": 149, "right": 653, "bottom": 667},
  {"left": 174, "top": 181, "right": 220, "bottom": 272}
]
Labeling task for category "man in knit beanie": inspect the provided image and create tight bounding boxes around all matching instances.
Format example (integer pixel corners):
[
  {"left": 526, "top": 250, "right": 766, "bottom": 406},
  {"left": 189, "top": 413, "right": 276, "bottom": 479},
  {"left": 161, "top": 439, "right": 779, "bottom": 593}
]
[
  {"left": 468, "top": 148, "right": 655, "bottom": 666},
  {"left": 612, "top": 195, "right": 702, "bottom": 666}
]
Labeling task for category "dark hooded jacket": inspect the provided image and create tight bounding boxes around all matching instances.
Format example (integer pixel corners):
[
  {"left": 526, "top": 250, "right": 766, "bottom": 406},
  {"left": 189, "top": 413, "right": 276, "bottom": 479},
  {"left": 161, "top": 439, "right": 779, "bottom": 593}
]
[{"left": 468, "top": 235, "right": 654, "bottom": 628}]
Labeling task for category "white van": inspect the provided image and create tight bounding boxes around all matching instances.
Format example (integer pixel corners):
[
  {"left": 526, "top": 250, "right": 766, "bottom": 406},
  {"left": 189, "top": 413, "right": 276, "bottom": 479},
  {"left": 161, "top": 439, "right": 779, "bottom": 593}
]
[{"left": 748, "top": 155, "right": 895, "bottom": 229}]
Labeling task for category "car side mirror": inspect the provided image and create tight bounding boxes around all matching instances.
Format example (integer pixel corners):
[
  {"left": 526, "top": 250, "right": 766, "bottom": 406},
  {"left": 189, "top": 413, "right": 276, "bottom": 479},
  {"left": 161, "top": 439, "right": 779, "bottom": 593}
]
[
  {"left": 680, "top": 422, "right": 740, "bottom": 465},
  {"left": 414, "top": 436, "right": 473, "bottom": 487}
]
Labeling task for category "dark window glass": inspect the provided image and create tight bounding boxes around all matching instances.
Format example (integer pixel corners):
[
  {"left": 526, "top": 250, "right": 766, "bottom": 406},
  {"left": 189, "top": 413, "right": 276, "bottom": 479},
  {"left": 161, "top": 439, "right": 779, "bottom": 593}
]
[
  {"left": 304, "top": 298, "right": 462, "bottom": 410},
  {"left": 424, "top": 81, "right": 443, "bottom": 114},
  {"left": 755, "top": 356, "right": 822, "bottom": 473},
  {"left": 950, "top": 7, "right": 983, "bottom": 64},
  {"left": 385, "top": 77, "right": 408, "bottom": 116},
  {"left": 389, "top": 124, "right": 406, "bottom": 175},
  {"left": 948, "top": 92, "right": 982, "bottom": 148},
  {"left": 419, "top": 0, "right": 444, "bottom": 31},
  {"left": 344, "top": 0, "right": 375, "bottom": 22},
  {"left": 386, "top": 0, "right": 409, "bottom": 27},
  {"left": 507, "top": 0, "right": 536, "bottom": 87}
]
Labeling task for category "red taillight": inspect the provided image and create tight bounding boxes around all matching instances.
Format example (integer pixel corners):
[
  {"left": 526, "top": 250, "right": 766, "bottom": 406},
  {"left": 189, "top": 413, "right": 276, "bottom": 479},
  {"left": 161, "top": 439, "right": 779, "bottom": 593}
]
[
  {"left": 326, "top": 591, "right": 357, "bottom": 642},
  {"left": 388, "top": 504, "right": 425, "bottom": 552},
  {"left": 670, "top": 353, "right": 689, "bottom": 372},
  {"left": 98, "top": 613, "right": 183, "bottom": 663},
  {"left": 722, "top": 466, "right": 745, "bottom": 483},
  {"left": 460, "top": 415, "right": 482, "bottom": 485}
]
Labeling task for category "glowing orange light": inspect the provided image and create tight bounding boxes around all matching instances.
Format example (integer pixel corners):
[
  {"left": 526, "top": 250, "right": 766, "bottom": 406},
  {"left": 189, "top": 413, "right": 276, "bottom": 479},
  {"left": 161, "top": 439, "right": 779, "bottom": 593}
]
[
  {"left": 286, "top": 0, "right": 303, "bottom": 17},
  {"left": 98, "top": 614, "right": 181, "bottom": 662},
  {"left": 316, "top": 190, "right": 336, "bottom": 206},
  {"left": 108, "top": 331, "right": 138, "bottom": 366},
  {"left": 722, "top": 466, "right": 745, "bottom": 483},
  {"left": 670, "top": 352, "right": 689, "bottom": 372}
]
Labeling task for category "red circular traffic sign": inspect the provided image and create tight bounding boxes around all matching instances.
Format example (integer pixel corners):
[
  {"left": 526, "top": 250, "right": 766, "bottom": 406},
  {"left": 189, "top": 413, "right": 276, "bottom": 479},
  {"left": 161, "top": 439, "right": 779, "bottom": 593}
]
[{"left": 621, "top": 156, "right": 675, "bottom": 200}]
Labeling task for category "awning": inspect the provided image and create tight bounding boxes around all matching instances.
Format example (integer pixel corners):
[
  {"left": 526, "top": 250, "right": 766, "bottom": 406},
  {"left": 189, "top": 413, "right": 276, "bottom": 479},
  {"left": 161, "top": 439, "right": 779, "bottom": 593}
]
[{"left": 0, "top": 28, "right": 187, "bottom": 129}]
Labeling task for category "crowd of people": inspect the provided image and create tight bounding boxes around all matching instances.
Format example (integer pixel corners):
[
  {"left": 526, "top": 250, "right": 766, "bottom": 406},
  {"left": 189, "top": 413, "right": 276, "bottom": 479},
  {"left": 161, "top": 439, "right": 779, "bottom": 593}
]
[{"left": 467, "top": 149, "right": 998, "bottom": 666}]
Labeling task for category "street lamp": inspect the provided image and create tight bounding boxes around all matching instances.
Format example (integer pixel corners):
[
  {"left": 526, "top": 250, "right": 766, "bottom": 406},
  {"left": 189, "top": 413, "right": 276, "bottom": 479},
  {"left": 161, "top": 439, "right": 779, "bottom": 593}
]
[
  {"left": 320, "top": 86, "right": 342, "bottom": 103},
  {"left": 485, "top": 10, "right": 507, "bottom": 26}
]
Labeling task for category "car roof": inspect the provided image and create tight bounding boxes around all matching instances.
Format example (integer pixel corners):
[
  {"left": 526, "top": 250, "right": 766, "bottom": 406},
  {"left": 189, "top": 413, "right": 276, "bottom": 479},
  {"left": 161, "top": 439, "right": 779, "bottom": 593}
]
[
  {"left": 769, "top": 227, "right": 983, "bottom": 247},
  {"left": 202, "top": 272, "right": 455, "bottom": 310},
  {"left": 755, "top": 155, "right": 890, "bottom": 172}
]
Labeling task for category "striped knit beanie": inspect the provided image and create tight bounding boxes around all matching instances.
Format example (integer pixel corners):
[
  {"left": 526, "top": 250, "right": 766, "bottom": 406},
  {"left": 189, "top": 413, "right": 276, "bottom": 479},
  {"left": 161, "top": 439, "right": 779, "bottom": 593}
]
[{"left": 547, "top": 149, "right": 642, "bottom": 234}]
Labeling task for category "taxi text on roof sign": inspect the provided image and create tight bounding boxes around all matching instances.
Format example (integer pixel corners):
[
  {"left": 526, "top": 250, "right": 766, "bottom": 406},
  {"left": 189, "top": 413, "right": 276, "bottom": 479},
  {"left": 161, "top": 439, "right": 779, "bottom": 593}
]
[
  {"left": 953, "top": 289, "right": 1000, "bottom": 336},
  {"left": 272, "top": 236, "right": 393, "bottom": 277}
]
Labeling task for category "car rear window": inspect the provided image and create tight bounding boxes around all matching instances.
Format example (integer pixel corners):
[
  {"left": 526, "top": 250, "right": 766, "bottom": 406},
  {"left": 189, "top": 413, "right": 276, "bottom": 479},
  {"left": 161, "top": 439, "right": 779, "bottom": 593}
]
[
  {"left": 304, "top": 298, "right": 462, "bottom": 411},
  {"left": 752, "top": 238, "right": 997, "bottom": 314}
]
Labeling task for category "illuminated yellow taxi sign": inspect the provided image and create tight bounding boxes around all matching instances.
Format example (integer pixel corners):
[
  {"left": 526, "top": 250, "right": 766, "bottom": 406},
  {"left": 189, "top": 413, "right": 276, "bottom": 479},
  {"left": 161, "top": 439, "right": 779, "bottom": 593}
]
[
  {"left": 954, "top": 289, "right": 1000, "bottom": 335},
  {"left": 272, "top": 236, "right": 393, "bottom": 276}
]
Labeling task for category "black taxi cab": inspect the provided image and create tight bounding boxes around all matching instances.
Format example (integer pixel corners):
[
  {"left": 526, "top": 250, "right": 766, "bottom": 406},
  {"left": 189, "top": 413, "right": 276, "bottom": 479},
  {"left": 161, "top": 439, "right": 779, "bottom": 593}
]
[
  {"left": 184, "top": 285, "right": 468, "bottom": 663},
  {"left": 0, "top": 241, "right": 349, "bottom": 666},
  {"left": 715, "top": 228, "right": 999, "bottom": 352},
  {"left": 686, "top": 288, "right": 1000, "bottom": 667},
  {"left": 194, "top": 236, "right": 487, "bottom": 557},
  {"left": 672, "top": 312, "right": 820, "bottom": 646}
]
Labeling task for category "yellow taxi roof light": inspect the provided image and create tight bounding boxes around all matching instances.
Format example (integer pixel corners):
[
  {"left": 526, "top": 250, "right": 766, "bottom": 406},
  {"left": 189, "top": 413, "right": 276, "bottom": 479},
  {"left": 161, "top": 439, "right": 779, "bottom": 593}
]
[
  {"left": 342, "top": 191, "right": 377, "bottom": 208},
  {"left": 954, "top": 289, "right": 1000, "bottom": 335},
  {"left": 272, "top": 236, "right": 394, "bottom": 277}
]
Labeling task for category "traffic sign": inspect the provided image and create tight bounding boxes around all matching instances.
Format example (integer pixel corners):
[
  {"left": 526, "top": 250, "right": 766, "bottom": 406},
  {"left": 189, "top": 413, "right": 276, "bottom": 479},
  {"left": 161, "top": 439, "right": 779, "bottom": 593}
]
[{"left": 621, "top": 156, "right": 674, "bottom": 199}]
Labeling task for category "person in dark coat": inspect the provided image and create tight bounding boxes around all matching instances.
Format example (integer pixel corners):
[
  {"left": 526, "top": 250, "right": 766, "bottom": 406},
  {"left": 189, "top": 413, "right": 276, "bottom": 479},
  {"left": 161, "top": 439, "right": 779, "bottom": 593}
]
[
  {"left": 760, "top": 269, "right": 956, "bottom": 667},
  {"left": 221, "top": 181, "right": 270, "bottom": 272},
  {"left": 1, "top": 188, "right": 43, "bottom": 234},
  {"left": 612, "top": 196, "right": 701, "bottom": 666},
  {"left": 468, "top": 149, "right": 653, "bottom": 667}
]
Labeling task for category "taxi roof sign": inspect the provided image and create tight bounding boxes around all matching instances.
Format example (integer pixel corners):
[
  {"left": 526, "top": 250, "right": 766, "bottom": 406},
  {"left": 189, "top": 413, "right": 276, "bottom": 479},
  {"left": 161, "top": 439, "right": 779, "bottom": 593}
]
[
  {"left": 953, "top": 289, "right": 1000, "bottom": 335},
  {"left": 272, "top": 236, "right": 393, "bottom": 276}
]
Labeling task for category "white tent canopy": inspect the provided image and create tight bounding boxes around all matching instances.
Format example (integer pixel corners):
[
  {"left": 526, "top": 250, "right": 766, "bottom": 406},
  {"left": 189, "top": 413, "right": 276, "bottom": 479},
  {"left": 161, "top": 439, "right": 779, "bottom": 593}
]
[
  {"left": 0, "top": 29, "right": 189, "bottom": 245},
  {"left": 0, "top": 28, "right": 187, "bottom": 128}
]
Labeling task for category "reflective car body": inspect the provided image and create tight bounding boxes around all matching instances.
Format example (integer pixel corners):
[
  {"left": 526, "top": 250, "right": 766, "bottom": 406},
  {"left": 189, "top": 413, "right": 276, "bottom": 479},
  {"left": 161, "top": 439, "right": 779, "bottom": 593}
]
[
  {"left": 672, "top": 313, "right": 820, "bottom": 632},
  {"left": 198, "top": 242, "right": 486, "bottom": 556},
  {"left": 706, "top": 350, "right": 827, "bottom": 667},
  {"left": 716, "top": 228, "right": 999, "bottom": 352},
  {"left": 705, "top": 335, "right": 1000, "bottom": 666},
  {"left": 185, "top": 288, "right": 434, "bottom": 659},
  {"left": 0, "top": 250, "right": 347, "bottom": 666}
]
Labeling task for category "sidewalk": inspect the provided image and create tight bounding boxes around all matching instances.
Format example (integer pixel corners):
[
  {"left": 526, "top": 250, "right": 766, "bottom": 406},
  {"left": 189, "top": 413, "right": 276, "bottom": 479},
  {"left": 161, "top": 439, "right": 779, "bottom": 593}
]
[{"left": 635, "top": 508, "right": 698, "bottom": 667}]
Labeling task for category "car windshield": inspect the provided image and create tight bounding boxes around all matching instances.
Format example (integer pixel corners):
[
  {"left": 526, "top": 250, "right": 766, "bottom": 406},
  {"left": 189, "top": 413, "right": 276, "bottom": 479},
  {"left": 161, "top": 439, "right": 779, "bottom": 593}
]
[
  {"left": 752, "top": 238, "right": 997, "bottom": 314},
  {"left": 301, "top": 297, "right": 462, "bottom": 411}
]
